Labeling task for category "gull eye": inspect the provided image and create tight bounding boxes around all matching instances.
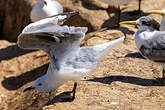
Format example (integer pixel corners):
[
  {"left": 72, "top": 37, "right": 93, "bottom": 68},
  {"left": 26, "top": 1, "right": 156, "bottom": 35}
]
[
  {"left": 142, "top": 21, "right": 147, "bottom": 25},
  {"left": 38, "top": 83, "right": 42, "bottom": 86},
  {"left": 43, "top": 1, "right": 47, "bottom": 5},
  {"left": 142, "top": 21, "right": 150, "bottom": 26}
]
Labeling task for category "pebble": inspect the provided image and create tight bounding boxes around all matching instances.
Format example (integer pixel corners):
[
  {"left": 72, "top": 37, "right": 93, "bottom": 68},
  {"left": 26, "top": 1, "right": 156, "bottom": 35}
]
[{"left": 0, "top": 94, "right": 7, "bottom": 98}]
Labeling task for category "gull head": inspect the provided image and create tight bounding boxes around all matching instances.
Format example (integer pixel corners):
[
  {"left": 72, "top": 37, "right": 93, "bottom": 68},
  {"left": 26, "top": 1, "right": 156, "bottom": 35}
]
[
  {"left": 120, "top": 16, "right": 160, "bottom": 31},
  {"left": 24, "top": 75, "right": 51, "bottom": 92},
  {"left": 30, "top": 0, "right": 63, "bottom": 22},
  {"left": 37, "top": 0, "right": 47, "bottom": 5}
]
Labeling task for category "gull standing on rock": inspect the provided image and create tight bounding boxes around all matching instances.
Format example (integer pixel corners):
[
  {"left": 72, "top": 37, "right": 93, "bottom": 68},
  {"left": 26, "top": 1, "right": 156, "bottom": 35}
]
[
  {"left": 18, "top": 11, "right": 125, "bottom": 100},
  {"left": 30, "top": 0, "right": 63, "bottom": 22},
  {"left": 100, "top": 0, "right": 142, "bottom": 26},
  {"left": 120, "top": 16, "right": 165, "bottom": 82},
  {"left": 148, "top": 9, "right": 165, "bottom": 31}
]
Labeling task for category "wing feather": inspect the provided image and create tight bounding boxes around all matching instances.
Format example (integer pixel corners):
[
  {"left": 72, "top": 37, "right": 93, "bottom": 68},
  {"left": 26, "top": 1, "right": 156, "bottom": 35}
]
[
  {"left": 18, "top": 26, "right": 88, "bottom": 50},
  {"left": 140, "top": 31, "right": 165, "bottom": 62}
]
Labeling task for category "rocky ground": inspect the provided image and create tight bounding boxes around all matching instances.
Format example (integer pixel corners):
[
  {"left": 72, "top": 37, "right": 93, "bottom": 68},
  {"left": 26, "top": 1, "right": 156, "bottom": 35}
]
[{"left": 0, "top": 0, "right": 165, "bottom": 110}]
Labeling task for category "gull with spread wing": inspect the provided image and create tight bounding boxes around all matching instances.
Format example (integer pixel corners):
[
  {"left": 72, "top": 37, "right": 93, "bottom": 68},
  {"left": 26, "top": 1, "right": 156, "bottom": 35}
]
[
  {"left": 120, "top": 16, "right": 165, "bottom": 82},
  {"left": 18, "top": 12, "right": 125, "bottom": 100}
]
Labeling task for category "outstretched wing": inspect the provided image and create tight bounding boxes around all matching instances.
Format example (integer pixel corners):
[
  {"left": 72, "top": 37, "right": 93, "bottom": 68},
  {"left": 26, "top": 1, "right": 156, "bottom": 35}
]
[
  {"left": 139, "top": 31, "right": 165, "bottom": 62},
  {"left": 18, "top": 25, "right": 88, "bottom": 51},
  {"left": 60, "top": 36, "right": 125, "bottom": 78},
  {"left": 23, "top": 11, "right": 79, "bottom": 33},
  {"left": 18, "top": 25, "right": 88, "bottom": 74},
  {"left": 18, "top": 32, "right": 64, "bottom": 50}
]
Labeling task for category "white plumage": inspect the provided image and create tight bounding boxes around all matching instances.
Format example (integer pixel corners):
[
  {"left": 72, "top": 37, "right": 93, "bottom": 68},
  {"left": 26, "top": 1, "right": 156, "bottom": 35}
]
[
  {"left": 30, "top": 0, "right": 63, "bottom": 22},
  {"left": 120, "top": 16, "right": 165, "bottom": 82},
  {"left": 18, "top": 12, "right": 125, "bottom": 99}
]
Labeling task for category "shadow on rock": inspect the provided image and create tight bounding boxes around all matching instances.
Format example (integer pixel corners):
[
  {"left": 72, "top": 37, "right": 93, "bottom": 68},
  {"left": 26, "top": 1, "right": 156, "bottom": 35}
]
[
  {"left": 86, "top": 75, "right": 165, "bottom": 86},
  {"left": 1, "top": 64, "right": 49, "bottom": 90},
  {"left": 0, "top": 44, "right": 35, "bottom": 61},
  {"left": 81, "top": 1, "right": 107, "bottom": 10},
  {"left": 124, "top": 52, "right": 145, "bottom": 59},
  {"left": 45, "top": 91, "right": 75, "bottom": 105},
  {"left": 101, "top": 10, "right": 150, "bottom": 33}
]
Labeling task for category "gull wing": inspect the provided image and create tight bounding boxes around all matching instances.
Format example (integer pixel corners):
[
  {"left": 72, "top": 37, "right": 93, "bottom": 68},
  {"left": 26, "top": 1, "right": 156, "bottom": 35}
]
[
  {"left": 18, "top": 26, "right": 88, "bottom": 50},
  {"left": 18, "top": 32, "right": 63, "bottom": 50},
  {"left": 18, "top": 25, "right": 88, "bottom": 74},
  {"left": 23, "top": 11, "right": 79, "bottom": 33},
  {"left": 139, "top": 31, "right": 165, "bottom": 62},
  {"left": 60, "top": 36, "right": 125, "bottom": 78}
]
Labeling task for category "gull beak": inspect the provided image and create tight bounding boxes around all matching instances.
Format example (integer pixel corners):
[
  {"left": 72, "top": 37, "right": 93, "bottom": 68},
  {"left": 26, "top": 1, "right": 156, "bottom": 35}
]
[
  {"left": 50, "top": 11, "right": 79, "bottom": 24},
  {"left": 23, "top": 86, "right": 35, "bottom": 92},
  {"left": 65, "top": 11, "right": 79, "bottom": 19},
  {"left": 51, "top": 11, "right": 79, "bottom": 19},
  {"left": 147, "top": 10, "right": 164, "bottom": 15},
  {"left": 120, "top": 21, "right": 138, "bottom": 25}
]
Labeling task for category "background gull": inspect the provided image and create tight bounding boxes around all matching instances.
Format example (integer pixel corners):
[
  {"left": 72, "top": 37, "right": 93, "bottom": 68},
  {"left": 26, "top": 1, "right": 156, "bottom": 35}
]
[
  {"left": 30, "top": 0, "right": 63, "bottom": 22},
  {"left": 17, "top": 11, "right": 125, "bottom": 100},
  {"left": 120, "top": 16, "right": 165, "bottom": 82},
  {"left": 148, "top": 9, "right": 165, "bottom": 31}
]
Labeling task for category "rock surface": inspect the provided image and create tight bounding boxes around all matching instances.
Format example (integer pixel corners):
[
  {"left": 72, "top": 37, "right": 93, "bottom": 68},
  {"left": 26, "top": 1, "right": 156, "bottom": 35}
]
[{"left": 0, "top": 0, "right": 34, "bottom": 41}]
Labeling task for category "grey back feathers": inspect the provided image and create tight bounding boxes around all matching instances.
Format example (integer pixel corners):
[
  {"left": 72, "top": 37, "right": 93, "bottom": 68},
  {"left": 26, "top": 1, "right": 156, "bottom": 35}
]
[{"left": 139, "top": 31, "right": 165, "bottom": 62}]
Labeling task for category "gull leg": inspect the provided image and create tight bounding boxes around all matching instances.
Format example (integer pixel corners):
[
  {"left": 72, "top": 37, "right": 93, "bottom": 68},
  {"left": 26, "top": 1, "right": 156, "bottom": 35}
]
[
  {"left": 162, "top": 68, "right": 165, "bottom": 83},
  {"left": 71, "top": 82, "right": 77, "bottom": 100},
  {"left": 61, "top": 82, "right": 77, "bottom": 102},
  {"left": 117, "top": 6, "right": 121, "bottom": 27},
  {"left": 48, "top": 92, "right": 52, "bottom": 102},
  {"left": 138, "top": 0, "right": 141, "bottom": 14}
]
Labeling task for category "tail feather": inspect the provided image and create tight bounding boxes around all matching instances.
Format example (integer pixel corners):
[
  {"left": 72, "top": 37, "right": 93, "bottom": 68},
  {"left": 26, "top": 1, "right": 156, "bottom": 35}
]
[
  {"left": 77, "top": 36, "right": 125, "bottom": 76},
  {"left": 92, "top": 36, "right": 125, "bottom": 59}
]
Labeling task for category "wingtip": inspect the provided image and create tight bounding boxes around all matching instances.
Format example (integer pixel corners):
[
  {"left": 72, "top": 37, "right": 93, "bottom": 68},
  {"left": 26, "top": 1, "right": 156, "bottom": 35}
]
[
  {"left": 67, "top": 11, "right": 79, "bottom": 19},
  {"left": 50, "top": 11, "right": 79, "bottom": 19}
]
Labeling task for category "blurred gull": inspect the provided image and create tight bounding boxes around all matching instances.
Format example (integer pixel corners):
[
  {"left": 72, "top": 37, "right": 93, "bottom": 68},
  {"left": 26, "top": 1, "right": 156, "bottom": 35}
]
[
  {"left": 30, "top": 0, "right": 63, "bottom": 22},
  {"left": 100, "top": 0, "right": 142, "bottom": 26},
  {"left": 120, "top": 16, "right": 165, "bottom": 82},
  {"left": 18, "top": 11, "right": 125, "bottom": 100},
  {"left": 148, "top": 9, "right": 165, "bottom": 31}
]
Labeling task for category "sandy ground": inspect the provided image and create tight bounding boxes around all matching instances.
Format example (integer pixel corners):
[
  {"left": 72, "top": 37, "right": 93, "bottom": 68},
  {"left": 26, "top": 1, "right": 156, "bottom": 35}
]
[{"left": 0, "top": 0, "right": 165, "bottom": 110}]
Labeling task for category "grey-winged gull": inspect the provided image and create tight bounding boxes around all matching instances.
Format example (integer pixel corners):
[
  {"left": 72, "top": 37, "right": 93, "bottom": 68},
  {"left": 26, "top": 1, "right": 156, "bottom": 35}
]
[
  {"left": 18, "top": 11, "right": 125, "bottom": 100},
  {"left": 30, "top": 0, "right": 63, "bottom": 22},
  {"left": 120, "top": 16, "right": 165, "bottom": 82}
]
